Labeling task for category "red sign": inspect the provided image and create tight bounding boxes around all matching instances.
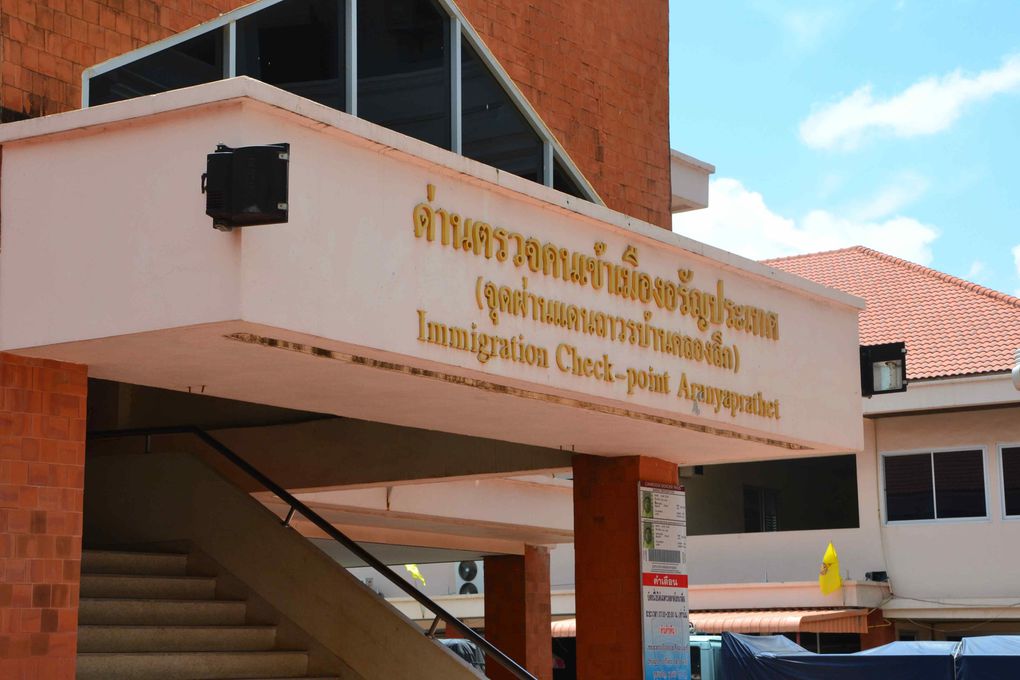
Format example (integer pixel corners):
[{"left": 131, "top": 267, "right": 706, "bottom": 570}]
[{"left": 642, "top": 573, "right": 688, "bottom": 588}]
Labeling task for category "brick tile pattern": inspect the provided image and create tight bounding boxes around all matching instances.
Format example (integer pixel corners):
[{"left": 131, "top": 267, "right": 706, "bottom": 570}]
[
  {"left": 766, "top": 246, "right": 1020, "bottom": 380},
  {"left": 0, "top": 0, "right": 671, "bottom": 228},
  {"left": 0, "top": 352, "right": 87, "bottom": 680},
  {"left": 0, "top": 0, "right": 248, "bottom": 119},
  {"left": 860, "top": 609, "right": 896, "bottom": 649},
  {"left": 484, "top": 545, "right": 553, "bottom": 680},
  {"left": 457, "top": 0, "right": 672, "bottom": 228},
  {"left": 572, "top": 454, "right": 678, "bottom": 680}
]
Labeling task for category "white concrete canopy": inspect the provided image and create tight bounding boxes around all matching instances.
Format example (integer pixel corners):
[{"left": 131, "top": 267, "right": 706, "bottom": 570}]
[
  {"left": 0, "top": 77, "right": 864, "bottom": 463},
  {"left": 670, "top": 150, "right": 715, "bottom": 213}
]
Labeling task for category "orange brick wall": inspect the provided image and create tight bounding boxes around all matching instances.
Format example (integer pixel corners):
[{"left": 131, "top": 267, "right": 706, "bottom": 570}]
[
  {"left": 484, "top": 545, "right": 553, "bottom": 680},
  {"left": 860, "top": 609, "right": 896, "bottom": 650},
  {"left": 572, "top": 454, "right": 678, "bottom": 680},
  {"left": 457, "top": 0, "right": 672, "bottom": 227},
  {"left": 0, "top": 0, "right": 248, "bottom": 120},
  {"left": 0, "top": 0, "right": 671, "bottom": 227},
  {"left": 0, "top": 353, "right": 87, "bottom": 680}
]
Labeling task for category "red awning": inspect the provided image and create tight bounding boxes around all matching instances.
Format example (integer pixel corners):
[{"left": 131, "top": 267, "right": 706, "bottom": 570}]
[{"left": 551, "top": 609, "right": 869, "bottom": 637}]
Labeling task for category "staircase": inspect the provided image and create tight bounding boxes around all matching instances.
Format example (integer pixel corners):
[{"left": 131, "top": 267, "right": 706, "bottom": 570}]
[{"left": 77, "top": 548, "right": 339, "bottom": 680}]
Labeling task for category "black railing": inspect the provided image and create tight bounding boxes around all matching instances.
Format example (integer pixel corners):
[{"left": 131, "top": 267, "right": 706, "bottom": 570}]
[{"left": 88, "top": 425, "right": 536, "bottom": 680}]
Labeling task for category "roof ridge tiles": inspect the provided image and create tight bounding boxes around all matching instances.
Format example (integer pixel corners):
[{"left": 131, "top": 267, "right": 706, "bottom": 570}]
[
  {"left": 765, "top": 245, "right": 1020, "bottom": 309},
  {"left": 848, "top": 246, "right": 1020, "bottom": 309},
  {"left": 761, "top": 246, "right": 860, "bottom": 264}
]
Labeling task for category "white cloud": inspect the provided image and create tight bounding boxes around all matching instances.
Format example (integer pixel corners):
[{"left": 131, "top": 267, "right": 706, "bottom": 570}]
[
  {"left": 780, "top": 9, "right": 838, "bottom": 50},
  {"left": 751, "top": 2, "right": 841, "bottom": 52},
  {"left": 851, "top": 171, "right": 928, "bottom": 220},
  {"left": 965, "top": 260, "right": 988, "bottom": 283},
  {"left": 800, "top": 54, "right": 1020, "bottom": 150},
  {"left": 672, "top": 177, "right": 939, "bottom": 265}
]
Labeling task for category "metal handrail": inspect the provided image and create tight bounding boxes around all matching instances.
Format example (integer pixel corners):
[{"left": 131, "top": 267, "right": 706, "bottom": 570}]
[{"left": 88, "top": 425, "right": 536, "bottom": 680}]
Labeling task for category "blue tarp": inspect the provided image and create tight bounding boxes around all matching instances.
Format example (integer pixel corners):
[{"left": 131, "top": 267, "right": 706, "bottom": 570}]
[
  {"left": 721, "top": 633, "right": 956, "bottom": 680},
  {"left": 957, "top": 636, "right": 1020, "bottom": 680}
]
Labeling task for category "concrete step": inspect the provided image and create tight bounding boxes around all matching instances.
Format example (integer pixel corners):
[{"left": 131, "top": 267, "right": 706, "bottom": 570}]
[
  {"left": 76, "top": 651, "right": 309, "bottom": 680},
  {"left": 81, "top": 573, "right": 218, "bottom": 600},
  {"left": 83, "top": 549, "right": 189, "bottom": 576},
  {"left": 78, "top": 625, "right": 278, "bottom": 653},
  {"left": 79, "top": 598, "right": 247, "bottom": 626}
]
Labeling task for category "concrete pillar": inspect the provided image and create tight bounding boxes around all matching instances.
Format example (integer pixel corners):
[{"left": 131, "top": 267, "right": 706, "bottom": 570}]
[
  {"left": 572, "top": 454, "right": 678, "bottom": 680},
  {"left": 484, "top": 545, "right": 553, "bottom": 680},
  {"left": 860, "top": 609, "right": 896, "bottom": 649},
  {"left": 0, "top": 353, "right": 87, "bottom": 679}
]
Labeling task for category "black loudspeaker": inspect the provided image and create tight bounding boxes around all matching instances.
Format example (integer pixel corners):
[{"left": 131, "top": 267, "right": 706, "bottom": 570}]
[{"left": 203, "top": 143, "right": 290, "bottom": 231}]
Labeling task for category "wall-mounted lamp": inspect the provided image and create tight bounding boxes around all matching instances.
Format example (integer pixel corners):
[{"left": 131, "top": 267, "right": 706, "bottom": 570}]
[
  {"left": 860, "top": 342, "right": 907, "bottom": 397},
  {"left": 202, "top": 143, "right": 290, "bottom": 231}
]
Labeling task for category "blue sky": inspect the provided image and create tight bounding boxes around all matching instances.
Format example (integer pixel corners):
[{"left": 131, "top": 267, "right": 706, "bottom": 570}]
[{"left": 668, "top": 0, "right": 1020, "bottom": 296}]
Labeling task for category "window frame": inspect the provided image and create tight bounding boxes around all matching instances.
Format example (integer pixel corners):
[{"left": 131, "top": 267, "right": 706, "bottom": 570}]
[
  {"left": 998, "top": 442, "right": 1020, "bottom": 520},
  {"left": 880, "top": 446, "right": 991, "bottom": 525},
  {"left": 80, "top": 0, "right": 600, "bottom": 204}
]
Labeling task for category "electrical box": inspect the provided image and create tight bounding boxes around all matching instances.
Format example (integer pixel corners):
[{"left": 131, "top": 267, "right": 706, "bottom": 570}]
[{"left": 203, "top": 143, "right": 289, "bottom": 231}]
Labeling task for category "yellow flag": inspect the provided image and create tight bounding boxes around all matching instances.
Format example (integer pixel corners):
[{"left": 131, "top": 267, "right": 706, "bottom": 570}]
[
  {"left": 819, "top": 542, "right": 842, "bottom": 594},
  {"left": 405, "top": 564, "right": 427, "bottom": 587}
]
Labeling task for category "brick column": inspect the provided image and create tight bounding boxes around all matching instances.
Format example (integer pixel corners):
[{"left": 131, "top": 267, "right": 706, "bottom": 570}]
[
  {"left": 0, "top": 353, "right": 87, "bottom": 679},
  {"left": 484, "top": 545, "right": 553, "bottom": 680},
  {"left": 860, "top": 609, "right": 896, "bottom": 649},
  {"left": 573, "top": 454, "right": 678, "bottom": 680}
]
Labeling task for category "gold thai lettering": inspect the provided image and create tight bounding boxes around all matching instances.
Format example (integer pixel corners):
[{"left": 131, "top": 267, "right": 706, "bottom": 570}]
[
  {"left": 412, "top": 185, "right": 780, "bottom": 340},
  {"left": 476, "top": 277, "right": 741, "bottom": 373}
]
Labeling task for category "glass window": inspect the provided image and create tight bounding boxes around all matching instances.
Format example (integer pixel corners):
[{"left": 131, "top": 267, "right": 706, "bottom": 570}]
[
  {"left": 884, "top": 450, "right": 986, "bottom": 522},
  {"left": 885, "top": 453, "right": 935, "bottom": 521},
  {"left": 933, "top": 449, "right": 985, "bottom": 518},
  {"left": 357, "top": 0, "right": 450, "bottom": 149},
  {"left": 89, "top": 30, "right": 223, "bottom": 106},
  {"left": 85, "top": 0, "right": 598, "bottom": 200},
  {"left": 553, "top": 157, "right": 586, "bottom": 199},
  {"left": 1002, "top": 446, "right": 1020, "bottom": 516},
  {"left": 236, "top": 0, "right": 344, "bottom": 111},
  {"left": 461, "top": 37, "right": 543, "bottom": 182}
]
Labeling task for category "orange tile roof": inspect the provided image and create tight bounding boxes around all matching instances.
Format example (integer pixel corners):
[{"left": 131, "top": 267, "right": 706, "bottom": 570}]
[{"left": 764, "top": 246, "right": 1020, "bottom": 380}]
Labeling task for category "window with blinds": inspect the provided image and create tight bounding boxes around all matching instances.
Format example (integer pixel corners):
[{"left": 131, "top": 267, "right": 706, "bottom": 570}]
[{"left": 883, "top": 449, "right": 986, "bottom": 522}]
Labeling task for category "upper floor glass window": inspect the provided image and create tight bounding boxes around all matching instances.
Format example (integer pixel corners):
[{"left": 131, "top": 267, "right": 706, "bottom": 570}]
[
  {"left": 358, "top": 0, "right": 450, "bottom": 149},
  {"left": 461, "top": 37, "right": 542, "bottom": 182},
  {"left": 236, "top": 0, "right": 345, "bottom": 111},
  {"left": 89, "top": 30, "right": 223, "bottom": 107},
  {"left": 1001, "top": 445, "right": 1020, "bottom": 517},
  {"left": 83, "top": 0, "right": 597, "bottom": 203},
  {"left": 883, "top": 449, "right": 986, "bottom": 522}
]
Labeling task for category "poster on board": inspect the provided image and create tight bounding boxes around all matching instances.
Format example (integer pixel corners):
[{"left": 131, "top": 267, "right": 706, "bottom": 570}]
[{"left": 639, "top": 482, "right": 690, "bottom": 680}]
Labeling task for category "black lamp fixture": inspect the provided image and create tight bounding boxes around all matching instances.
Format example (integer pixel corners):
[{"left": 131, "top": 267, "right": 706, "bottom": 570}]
[
  {"left": 860, "top": 342, "right": 907, "bottom": 397},
  {"left": 202, "top": 143, "right": 290, "bottom": 231}
]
